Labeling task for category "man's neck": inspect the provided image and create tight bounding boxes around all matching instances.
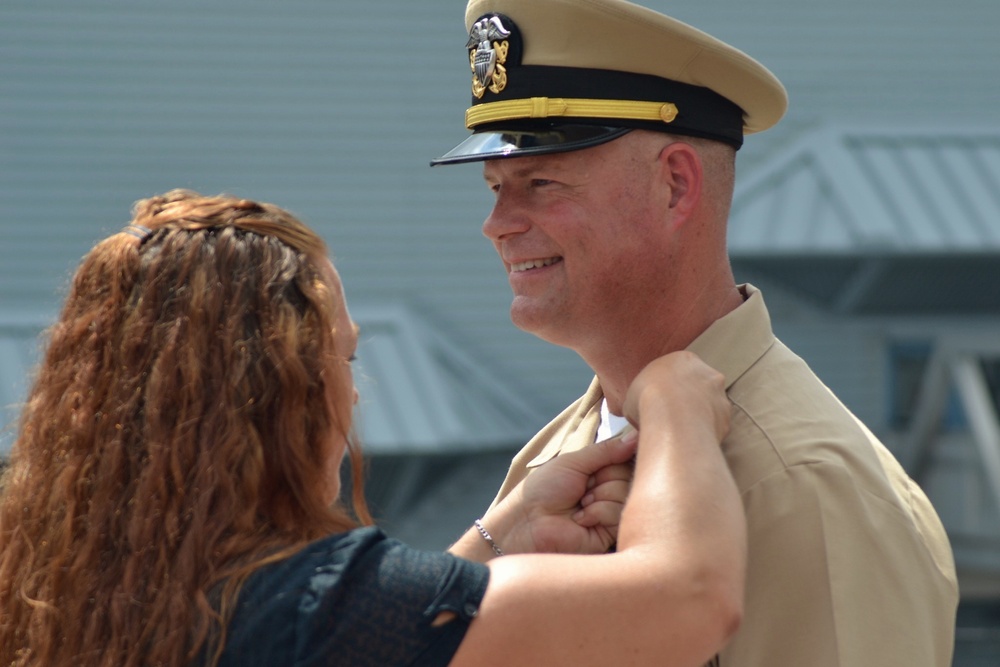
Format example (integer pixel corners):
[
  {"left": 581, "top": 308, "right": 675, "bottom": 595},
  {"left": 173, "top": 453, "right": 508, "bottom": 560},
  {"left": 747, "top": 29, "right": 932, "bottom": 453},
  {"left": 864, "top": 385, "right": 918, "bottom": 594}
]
[{"left": 589, "top": 283, "right": 745, "bottom": 414}]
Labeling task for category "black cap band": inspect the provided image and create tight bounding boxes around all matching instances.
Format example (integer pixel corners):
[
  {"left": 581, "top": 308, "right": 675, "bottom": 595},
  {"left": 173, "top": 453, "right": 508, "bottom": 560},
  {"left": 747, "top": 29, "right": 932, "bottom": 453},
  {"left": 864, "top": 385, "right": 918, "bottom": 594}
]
[{"left": 468, "top": 65, "right": 745, "bottom": 148}]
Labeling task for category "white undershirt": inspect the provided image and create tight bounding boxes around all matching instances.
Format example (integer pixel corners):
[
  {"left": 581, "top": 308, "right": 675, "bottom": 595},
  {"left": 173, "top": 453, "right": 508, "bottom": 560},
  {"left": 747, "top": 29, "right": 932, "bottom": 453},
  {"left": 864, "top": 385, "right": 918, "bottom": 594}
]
[{"left": 596, "top": 397, "right": 630, "bottom": 442}]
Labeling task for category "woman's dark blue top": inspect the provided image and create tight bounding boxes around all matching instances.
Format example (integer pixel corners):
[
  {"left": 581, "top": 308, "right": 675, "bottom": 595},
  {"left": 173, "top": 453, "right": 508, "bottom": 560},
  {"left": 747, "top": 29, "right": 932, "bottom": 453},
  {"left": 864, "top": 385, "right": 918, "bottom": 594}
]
[{"left": 214, "top": 526, "right": 490, "bottom": 667}]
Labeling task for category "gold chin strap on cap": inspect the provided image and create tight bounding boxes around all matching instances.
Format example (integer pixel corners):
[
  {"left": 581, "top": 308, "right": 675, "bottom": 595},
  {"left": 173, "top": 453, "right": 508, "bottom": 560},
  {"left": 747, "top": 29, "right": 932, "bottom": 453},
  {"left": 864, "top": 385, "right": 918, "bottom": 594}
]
[{"left": 465, "top": 97, "right": 679, "bottom": 129}]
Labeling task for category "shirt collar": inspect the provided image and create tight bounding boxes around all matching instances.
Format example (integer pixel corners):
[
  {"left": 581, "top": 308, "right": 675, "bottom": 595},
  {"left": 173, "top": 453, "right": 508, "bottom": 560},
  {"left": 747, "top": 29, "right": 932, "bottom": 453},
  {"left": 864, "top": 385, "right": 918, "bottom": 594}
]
[{"left": 686, "top": 284, "right": 776, "bottom": 389}]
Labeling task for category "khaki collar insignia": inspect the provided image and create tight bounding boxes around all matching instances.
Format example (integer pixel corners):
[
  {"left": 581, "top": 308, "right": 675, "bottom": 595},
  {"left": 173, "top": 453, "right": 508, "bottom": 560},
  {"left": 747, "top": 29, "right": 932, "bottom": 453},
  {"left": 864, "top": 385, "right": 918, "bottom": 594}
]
[{"left": 467, "top": 15, "right": 512, "bottom": 99}]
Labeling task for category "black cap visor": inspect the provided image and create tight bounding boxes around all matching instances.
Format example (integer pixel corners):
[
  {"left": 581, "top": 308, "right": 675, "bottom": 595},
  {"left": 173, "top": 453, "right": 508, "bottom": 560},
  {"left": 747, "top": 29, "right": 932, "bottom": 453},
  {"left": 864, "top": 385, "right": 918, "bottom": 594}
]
[{"left": 431, "top": 124, "right": 631, "bottom": 166}]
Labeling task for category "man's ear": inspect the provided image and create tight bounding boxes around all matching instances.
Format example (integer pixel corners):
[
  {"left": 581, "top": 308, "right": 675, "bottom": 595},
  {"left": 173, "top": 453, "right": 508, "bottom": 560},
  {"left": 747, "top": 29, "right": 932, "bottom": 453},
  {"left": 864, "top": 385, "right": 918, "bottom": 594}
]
[{"left": 655, "top": 142, "right": 703, "bottom": 223}]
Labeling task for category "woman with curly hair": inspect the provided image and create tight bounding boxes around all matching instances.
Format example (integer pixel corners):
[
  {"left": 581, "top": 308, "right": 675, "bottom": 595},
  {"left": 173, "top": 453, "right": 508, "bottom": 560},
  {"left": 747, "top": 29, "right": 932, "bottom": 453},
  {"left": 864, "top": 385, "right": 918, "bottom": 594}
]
[{"left": 0, "top": 190, "right": 744, "bottom": 667}]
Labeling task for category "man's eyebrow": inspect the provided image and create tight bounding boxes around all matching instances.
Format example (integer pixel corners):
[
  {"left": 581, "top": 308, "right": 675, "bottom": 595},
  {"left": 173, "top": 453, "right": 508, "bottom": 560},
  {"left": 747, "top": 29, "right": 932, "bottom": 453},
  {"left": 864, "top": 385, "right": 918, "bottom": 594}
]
[{"left": 484, "top": 160, "right": 564, "bottom": 180}]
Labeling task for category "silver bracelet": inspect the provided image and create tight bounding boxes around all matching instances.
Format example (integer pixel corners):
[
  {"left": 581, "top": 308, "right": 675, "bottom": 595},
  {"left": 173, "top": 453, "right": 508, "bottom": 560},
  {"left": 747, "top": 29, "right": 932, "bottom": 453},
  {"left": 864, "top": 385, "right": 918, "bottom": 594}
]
[{"left": 473, "top": 518, "right": 504, "bottom": 557}]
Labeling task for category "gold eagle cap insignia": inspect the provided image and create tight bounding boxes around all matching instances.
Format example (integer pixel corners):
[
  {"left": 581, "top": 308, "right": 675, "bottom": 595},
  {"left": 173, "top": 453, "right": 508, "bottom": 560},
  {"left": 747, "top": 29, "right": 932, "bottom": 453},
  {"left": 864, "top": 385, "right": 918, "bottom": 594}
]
[{"left": 467, "top": 16, "right": 511, "bottom": 99}]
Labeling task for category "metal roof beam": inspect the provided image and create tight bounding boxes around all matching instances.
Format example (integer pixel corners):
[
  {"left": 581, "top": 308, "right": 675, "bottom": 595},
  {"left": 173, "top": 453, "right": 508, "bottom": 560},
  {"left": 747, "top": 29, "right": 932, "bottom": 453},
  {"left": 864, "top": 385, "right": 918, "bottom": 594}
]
[
  {"left": 832, "top": 257, "right": 888, "bottom": 314},
  {"left": 950, "top": 354, "right": 1000, "bottom": 515}
]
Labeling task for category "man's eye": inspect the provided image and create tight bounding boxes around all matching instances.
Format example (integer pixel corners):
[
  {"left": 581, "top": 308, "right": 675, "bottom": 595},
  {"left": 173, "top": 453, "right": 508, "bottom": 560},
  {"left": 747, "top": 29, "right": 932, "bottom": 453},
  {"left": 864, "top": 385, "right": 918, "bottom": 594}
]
[
  {"left": 531, "top": 179, "right": 554, "bottom": 187},
  {"left": 348, "top": 354, "right": 358, "bottom": 363}
]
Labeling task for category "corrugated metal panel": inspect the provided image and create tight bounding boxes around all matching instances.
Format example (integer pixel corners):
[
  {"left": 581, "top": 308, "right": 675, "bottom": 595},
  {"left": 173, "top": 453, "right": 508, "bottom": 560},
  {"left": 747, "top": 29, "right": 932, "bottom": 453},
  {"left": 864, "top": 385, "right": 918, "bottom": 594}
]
[
  {"left": 850, "top": 135, "right": 1000, "bottom": 249},
  {"left": 731, "top": 127, "right": 1000, "bottom": 255}
]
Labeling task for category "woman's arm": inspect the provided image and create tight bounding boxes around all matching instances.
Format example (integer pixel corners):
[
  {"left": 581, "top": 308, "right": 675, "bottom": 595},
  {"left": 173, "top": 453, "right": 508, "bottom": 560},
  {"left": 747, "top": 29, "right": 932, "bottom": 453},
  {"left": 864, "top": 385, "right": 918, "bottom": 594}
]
[{"left": 449, "top": 351, "right": 745, "bottom": 667}]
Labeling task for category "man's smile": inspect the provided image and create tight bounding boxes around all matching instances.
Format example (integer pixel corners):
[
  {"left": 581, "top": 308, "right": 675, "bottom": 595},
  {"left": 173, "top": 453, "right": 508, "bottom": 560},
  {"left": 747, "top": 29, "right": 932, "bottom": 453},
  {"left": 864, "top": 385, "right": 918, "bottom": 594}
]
[{"left": 510, "top": 257, "right": 562, "bottom": 273}]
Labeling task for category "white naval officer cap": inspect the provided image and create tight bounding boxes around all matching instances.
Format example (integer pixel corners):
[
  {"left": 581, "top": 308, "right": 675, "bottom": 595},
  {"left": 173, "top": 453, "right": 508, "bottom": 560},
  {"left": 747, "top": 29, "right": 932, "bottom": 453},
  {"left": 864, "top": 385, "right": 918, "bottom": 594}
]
[{"left": 432, "top": 0, "right": 788, "bottom": 165}]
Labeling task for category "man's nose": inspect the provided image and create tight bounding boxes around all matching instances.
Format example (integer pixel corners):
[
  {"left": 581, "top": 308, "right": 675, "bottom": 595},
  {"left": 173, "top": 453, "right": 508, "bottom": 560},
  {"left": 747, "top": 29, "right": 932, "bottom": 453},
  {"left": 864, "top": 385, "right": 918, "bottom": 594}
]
[{"left": 482, "top": 195, "right": 531, "bottom": 242}]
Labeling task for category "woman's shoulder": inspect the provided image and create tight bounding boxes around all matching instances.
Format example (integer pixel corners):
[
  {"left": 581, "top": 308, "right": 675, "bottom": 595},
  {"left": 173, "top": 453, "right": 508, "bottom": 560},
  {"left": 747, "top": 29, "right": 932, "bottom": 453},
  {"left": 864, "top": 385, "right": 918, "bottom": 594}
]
[{"left": 229, "top": 527, "right": 389, "bottom": 610}]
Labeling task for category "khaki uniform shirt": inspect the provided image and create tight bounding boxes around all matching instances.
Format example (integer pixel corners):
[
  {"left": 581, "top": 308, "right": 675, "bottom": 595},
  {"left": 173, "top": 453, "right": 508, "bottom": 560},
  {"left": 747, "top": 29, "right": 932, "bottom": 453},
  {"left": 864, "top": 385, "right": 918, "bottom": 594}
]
[{"left": 489, "top": 285, "right": 958, "bottom": 667}]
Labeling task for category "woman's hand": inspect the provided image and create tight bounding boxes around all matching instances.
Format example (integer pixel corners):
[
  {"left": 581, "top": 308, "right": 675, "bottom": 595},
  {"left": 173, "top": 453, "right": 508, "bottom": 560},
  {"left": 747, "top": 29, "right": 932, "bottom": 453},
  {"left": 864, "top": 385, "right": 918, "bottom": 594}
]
[
  {"left": 623, "top": 350, "right": 730, "bottom": 443},
  {"left": 497, "top": 430, "right": 638, "bottom": 555},
  {"left": 450, "top": 432, "right": 637, "bottom": 561}
]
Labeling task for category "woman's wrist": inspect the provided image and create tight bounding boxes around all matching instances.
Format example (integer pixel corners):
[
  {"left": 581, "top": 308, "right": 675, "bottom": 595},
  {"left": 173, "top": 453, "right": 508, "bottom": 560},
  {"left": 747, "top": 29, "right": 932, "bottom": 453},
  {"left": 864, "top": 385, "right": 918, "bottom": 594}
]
[
  {"left": 477, "top": 493, "right": 526, "bottom": 553},
  {"left": 448, "top": 499, "right": 521, "bottom": 562},
  {"left": 473, "top": 518, "right": 505, "bottom": 556},
  {"left": 449, "top": 521, "right": 506, "bottom": 562}
]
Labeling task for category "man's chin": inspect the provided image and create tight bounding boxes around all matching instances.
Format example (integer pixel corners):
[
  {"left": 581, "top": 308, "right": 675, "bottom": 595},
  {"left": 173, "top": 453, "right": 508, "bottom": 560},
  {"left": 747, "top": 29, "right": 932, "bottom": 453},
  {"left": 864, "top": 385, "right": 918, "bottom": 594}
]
[{"left": 510, "top": 302, "right": 571, "bottom": 346}]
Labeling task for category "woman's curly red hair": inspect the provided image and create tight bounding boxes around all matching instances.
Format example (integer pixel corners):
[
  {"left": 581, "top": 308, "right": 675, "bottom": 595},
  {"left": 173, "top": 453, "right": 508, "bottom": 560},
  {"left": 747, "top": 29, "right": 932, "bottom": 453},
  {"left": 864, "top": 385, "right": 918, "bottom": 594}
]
[{"left": 0, "top": 190, "right": 370, "bottom": 666}]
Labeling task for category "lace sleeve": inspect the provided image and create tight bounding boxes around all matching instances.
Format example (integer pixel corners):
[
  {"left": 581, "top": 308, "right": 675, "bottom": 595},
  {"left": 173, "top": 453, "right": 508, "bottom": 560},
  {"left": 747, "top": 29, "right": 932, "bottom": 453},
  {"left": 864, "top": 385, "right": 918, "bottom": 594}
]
[{"left": 294, "top": 530, "right": 490, "bottom": 667}]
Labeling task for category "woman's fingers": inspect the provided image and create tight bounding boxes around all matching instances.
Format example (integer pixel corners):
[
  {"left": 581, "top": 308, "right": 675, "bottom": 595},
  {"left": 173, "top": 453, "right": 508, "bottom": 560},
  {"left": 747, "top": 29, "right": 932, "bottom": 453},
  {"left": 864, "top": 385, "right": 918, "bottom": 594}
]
[
  {"left": 580, "top": 475, "right": 631, "bottom": 508},
  {"left": 576, "top": 478, "right": 631, "bottom": 526}
]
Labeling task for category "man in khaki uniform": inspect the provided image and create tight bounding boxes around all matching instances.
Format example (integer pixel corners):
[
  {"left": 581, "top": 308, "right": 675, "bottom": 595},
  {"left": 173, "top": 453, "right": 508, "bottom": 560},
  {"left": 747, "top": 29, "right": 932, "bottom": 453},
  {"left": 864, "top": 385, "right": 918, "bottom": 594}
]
[{"left": 432, "top": 0, "right": 959, "bottom": 665}]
